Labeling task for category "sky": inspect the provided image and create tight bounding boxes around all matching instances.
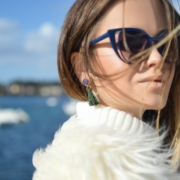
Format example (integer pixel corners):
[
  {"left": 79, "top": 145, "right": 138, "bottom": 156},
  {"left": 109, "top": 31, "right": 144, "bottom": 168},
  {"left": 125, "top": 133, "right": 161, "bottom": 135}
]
[
  {"left": 0, "top": 0, "right": 179, "bottom": 84},
  {"left": 0, "top": 0, "right": 75, "bottom": 84}
]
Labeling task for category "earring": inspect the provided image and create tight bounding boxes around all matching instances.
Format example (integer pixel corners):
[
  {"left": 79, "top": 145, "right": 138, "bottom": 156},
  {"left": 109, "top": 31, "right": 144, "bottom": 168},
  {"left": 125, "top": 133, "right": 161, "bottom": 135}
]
[{"left": 83, "top": 79, "right": 99, "bottom": 106}]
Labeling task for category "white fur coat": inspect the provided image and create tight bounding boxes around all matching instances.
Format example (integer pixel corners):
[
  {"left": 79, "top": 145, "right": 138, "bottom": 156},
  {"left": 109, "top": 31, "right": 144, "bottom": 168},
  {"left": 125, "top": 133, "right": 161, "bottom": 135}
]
[{"left": 32, "top": 102, "right": 180, "bottom": 180}]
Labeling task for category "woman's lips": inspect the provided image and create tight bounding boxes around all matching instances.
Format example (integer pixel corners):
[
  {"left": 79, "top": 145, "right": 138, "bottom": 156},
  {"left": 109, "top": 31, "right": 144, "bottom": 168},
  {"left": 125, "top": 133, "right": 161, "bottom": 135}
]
[
  {"left": 139, "top": 76, "right": 164, "bottom": 88},
  {"left": 139, "top": 80, "right": 164, "bottom": 88}
]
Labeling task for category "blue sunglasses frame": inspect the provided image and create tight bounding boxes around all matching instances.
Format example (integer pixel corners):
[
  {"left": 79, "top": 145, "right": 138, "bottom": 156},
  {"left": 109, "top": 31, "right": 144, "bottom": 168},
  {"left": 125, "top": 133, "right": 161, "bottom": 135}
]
[{"left": 90, "top": 28, "right": 167, "bottom": 64}]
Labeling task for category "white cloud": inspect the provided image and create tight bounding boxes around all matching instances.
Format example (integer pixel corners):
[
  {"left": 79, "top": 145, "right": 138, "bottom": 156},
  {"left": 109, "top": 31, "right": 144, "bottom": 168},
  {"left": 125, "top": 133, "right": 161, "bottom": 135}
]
[
  {"left": 0, "top": 18, "right": 18, "bottom": 32},
  {"left": 0, "top": 19, "right": 20, "bottom": 50},
  {"left": 24, "top": 23, "right": 59, "bottom": 53},
  {"left": 0, "top": 19, "right": 60, "bottom": 83}
]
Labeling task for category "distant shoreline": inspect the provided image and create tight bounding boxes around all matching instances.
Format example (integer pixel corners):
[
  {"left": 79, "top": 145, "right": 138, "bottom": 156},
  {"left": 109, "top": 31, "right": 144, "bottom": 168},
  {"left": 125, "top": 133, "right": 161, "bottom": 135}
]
[{"left": 0, "top": 81, "right": 65, "bottom": 96}]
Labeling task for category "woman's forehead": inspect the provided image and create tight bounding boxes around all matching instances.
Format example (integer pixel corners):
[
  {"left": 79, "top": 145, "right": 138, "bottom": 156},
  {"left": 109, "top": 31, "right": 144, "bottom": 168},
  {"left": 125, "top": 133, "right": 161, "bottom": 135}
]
[{"left": 95, "top": 0, "right": 167, "bottom": 38}]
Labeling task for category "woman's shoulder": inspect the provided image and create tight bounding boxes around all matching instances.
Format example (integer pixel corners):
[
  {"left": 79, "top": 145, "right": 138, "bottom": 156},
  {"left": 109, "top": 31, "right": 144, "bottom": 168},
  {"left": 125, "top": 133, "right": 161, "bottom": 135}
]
[{"left": 32, "top": 113, "right": 180, "bottom": 180}]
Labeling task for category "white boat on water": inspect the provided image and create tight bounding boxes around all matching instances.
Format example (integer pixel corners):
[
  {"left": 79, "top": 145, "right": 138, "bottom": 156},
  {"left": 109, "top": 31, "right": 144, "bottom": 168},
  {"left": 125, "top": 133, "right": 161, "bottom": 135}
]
[
  {"left": 46, "top": 97, "right": 58, "bottom": 107},
  {"left": 0, "top": 108, "right": 29, "bottom": 125},
  {"left": 62, "top": 99, "right": 77, "bottom": 116}
]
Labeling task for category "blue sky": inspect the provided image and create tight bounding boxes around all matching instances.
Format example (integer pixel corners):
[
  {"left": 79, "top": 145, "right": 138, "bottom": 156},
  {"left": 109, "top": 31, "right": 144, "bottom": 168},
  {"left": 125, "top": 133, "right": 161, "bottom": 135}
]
[
  {"left": 0, "top": 0, "right": 179, "bottom": 84},
  {"left": 0, "top": 0, "right": 75, "bottom": 84}
]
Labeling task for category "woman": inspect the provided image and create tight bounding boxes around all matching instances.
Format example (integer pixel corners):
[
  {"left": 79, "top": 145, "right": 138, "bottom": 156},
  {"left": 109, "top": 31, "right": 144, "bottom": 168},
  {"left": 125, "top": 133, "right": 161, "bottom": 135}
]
[{"left": 33, "top": 0, "right": 180, "bottom": 179}]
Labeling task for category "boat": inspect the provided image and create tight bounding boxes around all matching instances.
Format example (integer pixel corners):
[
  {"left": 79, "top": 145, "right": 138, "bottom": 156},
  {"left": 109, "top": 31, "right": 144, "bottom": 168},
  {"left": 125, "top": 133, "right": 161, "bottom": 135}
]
[
  {"left": 46, "top": 97, "right": 58, "bottom": 107},
  {"left": 0, "top": 108, "right": 29, "bottom": 125},
  {"left": 62, "top": 99, "right": 77, "bottom": 116}
]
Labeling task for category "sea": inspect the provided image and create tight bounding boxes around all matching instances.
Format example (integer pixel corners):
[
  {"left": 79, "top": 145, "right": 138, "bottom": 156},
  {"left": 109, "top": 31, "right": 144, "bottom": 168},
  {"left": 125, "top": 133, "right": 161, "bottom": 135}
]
[{"left": 0, "top": 95, "right": 76, "bottom": 180}]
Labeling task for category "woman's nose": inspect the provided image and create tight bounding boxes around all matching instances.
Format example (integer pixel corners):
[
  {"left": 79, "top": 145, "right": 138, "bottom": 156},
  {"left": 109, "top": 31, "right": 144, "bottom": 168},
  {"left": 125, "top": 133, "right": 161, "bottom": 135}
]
[{"left": 146, "top": 48, "right": 164, "bottom": 68}]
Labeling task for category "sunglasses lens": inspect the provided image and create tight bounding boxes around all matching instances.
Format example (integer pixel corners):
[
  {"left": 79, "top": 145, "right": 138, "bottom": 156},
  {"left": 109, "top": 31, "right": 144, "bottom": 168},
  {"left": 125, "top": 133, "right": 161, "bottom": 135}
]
[
  {"left": 117, "top": 31, "right": 150, "bottom": 62},
  {"left": 158, "top": 45, "right": 165, "bottom": 54}
]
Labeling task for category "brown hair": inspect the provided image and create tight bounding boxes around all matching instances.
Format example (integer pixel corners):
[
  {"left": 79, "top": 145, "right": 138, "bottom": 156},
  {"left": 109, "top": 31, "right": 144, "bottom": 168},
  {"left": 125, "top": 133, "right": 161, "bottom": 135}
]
[
  {"left": 58, "top": 0, "right": 180, "bottom": 166},
  {"left": 58, "top": 0, "right": 120, "bottom": 100}
]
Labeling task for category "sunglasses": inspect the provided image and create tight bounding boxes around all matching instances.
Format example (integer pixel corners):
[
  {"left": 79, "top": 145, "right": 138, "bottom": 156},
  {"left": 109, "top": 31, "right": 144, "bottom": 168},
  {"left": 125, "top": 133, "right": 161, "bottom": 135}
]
[{"left": 90, "top": 28, "right": 169, "bottom": 64}]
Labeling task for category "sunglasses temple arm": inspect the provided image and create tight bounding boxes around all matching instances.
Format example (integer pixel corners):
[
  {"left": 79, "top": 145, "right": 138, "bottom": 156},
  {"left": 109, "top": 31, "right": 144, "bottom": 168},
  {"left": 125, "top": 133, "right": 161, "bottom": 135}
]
[{"left": 90, "top": 33, "right": 109, "bottom": 46}]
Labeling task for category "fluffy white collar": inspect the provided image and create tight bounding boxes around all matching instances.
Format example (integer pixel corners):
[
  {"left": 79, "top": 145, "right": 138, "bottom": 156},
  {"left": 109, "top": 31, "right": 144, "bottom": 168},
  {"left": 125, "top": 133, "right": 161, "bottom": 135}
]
[
  {"left": 33, "top": 101, "right": 180, "bottom": 180},
  {"left": 75, "top": 102, "right": 153, "bottom": 133}
]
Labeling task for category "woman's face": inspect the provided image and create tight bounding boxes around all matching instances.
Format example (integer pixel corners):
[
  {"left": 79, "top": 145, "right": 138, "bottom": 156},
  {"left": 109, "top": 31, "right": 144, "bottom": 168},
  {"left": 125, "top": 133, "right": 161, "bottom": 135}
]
[{"left": 91, "top": 0, "right": 175, "bottom": 118}]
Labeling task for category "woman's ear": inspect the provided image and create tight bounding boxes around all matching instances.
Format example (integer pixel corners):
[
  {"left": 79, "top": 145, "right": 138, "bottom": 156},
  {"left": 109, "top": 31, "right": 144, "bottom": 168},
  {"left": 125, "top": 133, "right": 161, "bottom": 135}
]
[{"left": 70, "top": 52, "right": 87, "bottom": 83}]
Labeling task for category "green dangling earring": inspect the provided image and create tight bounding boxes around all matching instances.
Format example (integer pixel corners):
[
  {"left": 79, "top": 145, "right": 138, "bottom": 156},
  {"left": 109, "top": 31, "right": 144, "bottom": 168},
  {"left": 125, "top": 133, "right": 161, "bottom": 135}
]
[
  {"left": 83, "top": 79, "right": 99, "bottom": 106},
  {"left": 87, "top": 87, "right": 99, "bottom": 106}
]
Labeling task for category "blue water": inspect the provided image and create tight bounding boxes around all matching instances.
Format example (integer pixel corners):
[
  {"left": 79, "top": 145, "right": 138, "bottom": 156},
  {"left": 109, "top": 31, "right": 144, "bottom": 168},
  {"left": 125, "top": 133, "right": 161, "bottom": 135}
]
[{"left": 0, "top": 96, "right": 72, "bottom": 180}]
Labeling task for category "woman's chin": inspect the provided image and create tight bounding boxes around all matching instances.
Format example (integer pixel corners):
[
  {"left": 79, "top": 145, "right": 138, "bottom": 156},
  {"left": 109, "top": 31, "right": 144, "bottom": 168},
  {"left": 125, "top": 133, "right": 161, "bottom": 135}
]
[{"left": 143, "top": 99, "right": 167, "bottom": 111}]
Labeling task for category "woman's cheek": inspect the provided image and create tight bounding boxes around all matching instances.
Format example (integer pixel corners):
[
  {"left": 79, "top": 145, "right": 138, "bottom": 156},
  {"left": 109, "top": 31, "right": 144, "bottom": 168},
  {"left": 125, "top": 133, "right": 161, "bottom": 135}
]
[{"left": 94, "top": 48, "right": 130, "bottom": 75}]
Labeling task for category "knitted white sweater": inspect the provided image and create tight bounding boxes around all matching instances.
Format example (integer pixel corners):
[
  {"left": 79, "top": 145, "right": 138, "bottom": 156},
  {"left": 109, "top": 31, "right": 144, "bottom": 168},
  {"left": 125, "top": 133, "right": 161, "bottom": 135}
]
[{"left": 32, "top": 102, "right": 180, "bottom": 180}]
